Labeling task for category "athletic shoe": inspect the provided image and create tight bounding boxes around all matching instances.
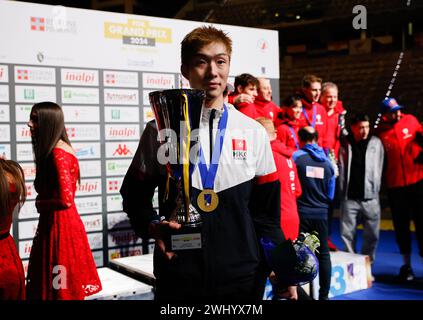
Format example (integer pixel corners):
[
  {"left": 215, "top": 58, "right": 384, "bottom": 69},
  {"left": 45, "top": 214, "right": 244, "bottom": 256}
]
[{"left": 396, "top": 264, "right": 415, "bottom": 282}]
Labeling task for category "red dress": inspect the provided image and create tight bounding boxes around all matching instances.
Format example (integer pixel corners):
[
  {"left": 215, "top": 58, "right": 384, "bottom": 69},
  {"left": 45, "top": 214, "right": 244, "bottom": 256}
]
[
  {"left": 26, "top": 148, "right": 102, "bottom": 300},
  {"left": 0, "top": 183, "right": 26, "bottom": 300}
]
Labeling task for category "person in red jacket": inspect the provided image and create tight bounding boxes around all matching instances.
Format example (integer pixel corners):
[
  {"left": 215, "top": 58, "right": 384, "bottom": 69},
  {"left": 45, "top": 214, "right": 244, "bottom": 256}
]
[
  {"left": 256, "top": 117, "right": 302, "bottom": 241},
  {"left": 320, "top": 82, "right": 347, "bottom": 161},
  {"left": 276, "top": 94, "right": 303, "bottom": 156},
  {"left": 253, "top": 78, "right": 281, "bottom": 125},
  {"left": 227, "top": 73, "right": 258, "bottom": 116},
  {"left": 375, "top": 97, "right": 423, "bottom": 282},
  {"left": 320, "top": 82, "right": 347, "bottom": 251},
  {"left": 297, "top": 74, "right": 328, "bottom": 148}
]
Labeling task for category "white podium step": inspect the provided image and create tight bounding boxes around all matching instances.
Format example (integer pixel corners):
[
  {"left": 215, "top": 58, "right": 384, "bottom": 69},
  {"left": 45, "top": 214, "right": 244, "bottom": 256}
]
[
  {"left": 311, "top": 251, "right": 372, "bottom": 299},
  {"left": 87, "top": 267, "right": 154, "bottom": 300},
  {"left": 109, "top": 254, "right": 155, "bottom": 286}
]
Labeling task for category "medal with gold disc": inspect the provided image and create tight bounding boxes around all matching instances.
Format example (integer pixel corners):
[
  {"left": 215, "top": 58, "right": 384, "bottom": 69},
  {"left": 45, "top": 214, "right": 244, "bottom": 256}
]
[
  {"left": 197, "top": 105, "right": 228, "bottom": 212},
  {"left": 197, "top": 189, "right": 219, "bottom": 212}
]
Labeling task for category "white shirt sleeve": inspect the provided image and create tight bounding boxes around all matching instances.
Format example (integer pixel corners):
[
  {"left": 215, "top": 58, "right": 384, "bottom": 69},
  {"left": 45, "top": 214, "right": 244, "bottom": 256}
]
[{"left": 255, "top": 125, "right": 276, "bottom": 177}]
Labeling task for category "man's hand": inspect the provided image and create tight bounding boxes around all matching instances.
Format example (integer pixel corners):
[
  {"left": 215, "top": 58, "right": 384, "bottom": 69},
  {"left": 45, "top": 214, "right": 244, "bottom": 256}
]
[
  {"left": 149, "top": 220, "right": 181, "bottom": 260},
  {"left": 278, "top": 286, "right": 298, "bottom": 300},
  {"left": 234, "top": 93, "right": 254, "bottom": 105},
  {"left": 269, "top": 271, "right": 298, "bottom": 300}
]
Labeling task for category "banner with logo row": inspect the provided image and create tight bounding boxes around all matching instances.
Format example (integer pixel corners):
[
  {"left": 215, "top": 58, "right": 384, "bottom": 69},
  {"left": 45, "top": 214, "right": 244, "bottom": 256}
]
[
  {"left": 0, "top": 1, "right": 279, "bottom": 79},
  {"left": 0, "top": 64, "right": 194, "bottom": 269},
  {"left": 0, "top": 1, "right": 280, "bottom": 269}
]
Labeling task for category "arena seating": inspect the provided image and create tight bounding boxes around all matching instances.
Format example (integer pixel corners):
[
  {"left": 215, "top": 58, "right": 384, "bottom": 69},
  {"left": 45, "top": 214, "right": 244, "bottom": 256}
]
[
  {"left": 280, "top": 49, "right": 423, "bottom": 121},
  {"left": 179, "top": 0, "right": 419, "bottom": 27}
]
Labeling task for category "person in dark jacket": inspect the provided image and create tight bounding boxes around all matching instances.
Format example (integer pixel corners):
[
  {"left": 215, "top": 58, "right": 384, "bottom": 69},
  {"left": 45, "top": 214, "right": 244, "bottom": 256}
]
[
  {"left": 293, "top": 126, "right": 335, "bottom": 300},
  {"left": 120, "top": 25, "right": 296, "bottom": 301},
  {"left": 339, "top": 113, "right": 384, "bottom": 266}
]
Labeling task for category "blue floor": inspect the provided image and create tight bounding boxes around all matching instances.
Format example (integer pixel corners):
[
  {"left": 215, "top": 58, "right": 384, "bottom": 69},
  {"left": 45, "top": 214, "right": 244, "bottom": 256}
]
[{"left": 329, "top": 219, "right": 423, "bottom": 300}]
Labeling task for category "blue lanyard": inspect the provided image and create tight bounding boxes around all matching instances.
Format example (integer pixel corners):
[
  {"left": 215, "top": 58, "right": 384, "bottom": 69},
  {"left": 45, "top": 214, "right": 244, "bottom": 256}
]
[
  {"left": 198, "top": 105, "right": 228, "bottom": 191},
  {"left": 288, "top": 126, "right": 300, "bottom": 150},
  {"left": 302, "top": 105, "right": 316, "bottom": 128}
]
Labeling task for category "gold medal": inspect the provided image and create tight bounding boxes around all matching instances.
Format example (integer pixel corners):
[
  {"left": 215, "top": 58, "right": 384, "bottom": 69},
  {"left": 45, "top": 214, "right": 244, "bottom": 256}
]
[{"left": 197, "top": 189, "right": 219, "bottom": 212}]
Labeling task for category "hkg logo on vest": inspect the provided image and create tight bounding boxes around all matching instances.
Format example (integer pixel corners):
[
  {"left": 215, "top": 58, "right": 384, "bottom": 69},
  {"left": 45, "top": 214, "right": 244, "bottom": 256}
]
[
  {"left": 316, "top": 114, "right": 324, "bottom": 125},
  {"left": 232, "top": 138, "right": 247, "bottom": 160},
  {"left": 402, "top": 128, "right": 412, "bottom": 140}
]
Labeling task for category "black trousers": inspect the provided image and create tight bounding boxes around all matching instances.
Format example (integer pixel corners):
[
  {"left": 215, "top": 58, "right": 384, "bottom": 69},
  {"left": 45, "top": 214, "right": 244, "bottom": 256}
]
[
  {"left": 388, "top": 179, "right": 423, "bottom": 257},
  {"left": 299, "top": 217, "right": 332, "bottom": 299},
  {"left": 328, "top": 178, "right": 341, "bottom": 235},
  {"left": 154, "top": 261, "right": 269, "bottom": 301}
]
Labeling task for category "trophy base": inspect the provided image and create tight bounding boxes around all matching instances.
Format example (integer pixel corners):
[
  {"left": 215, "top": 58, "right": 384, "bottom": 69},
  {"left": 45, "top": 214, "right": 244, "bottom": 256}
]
[{"left": 166, "top": 222, "right": 203, "bottom": 251}]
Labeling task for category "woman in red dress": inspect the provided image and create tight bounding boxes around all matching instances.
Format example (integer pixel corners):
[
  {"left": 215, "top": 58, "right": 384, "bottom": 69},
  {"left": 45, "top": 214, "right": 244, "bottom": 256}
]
[
  {"left": 0, "top": 159, "right": 27, "bottom": 300},
  {"left": 26, "top": 102, "right": 102, "bottom": 300}
]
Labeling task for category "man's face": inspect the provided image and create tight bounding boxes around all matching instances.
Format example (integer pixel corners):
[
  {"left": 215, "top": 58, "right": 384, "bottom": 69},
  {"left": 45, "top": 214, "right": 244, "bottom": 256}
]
[
  {"left": 181, "top": 42, "right": 230, "bottom": 107},
  {"left": 351, "top": 121, "right": 370, "bottom": 141},
  {"left": 258, "top": 79, "right": 272, "bottom": 102},
  {"left": 238, "top": 83, "right": 258, "bottom": 99},
  {"left": 302, "top": 81, "right": 321, "bottom": 103},
  {"left": 320, "top": 87, "right": 338, "bottom": 110},
  {"left": 385, "top": 110, "right": 402, "bottom": 123}
]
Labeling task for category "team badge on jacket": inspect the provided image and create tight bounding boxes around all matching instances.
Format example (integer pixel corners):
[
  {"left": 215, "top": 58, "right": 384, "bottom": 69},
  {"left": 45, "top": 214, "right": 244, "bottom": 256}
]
[{"left": 232, "top": 138, "right": 247, "bottom": 160}]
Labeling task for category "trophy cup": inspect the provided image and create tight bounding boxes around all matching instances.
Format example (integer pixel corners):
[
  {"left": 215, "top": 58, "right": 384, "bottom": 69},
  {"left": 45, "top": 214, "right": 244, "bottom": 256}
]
[{"left": 149, "top": 89, "right": 205, "bottom": 251}]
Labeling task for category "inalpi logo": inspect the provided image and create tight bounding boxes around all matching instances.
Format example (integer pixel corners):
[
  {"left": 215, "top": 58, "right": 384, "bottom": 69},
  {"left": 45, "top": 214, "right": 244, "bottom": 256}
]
[
  {"left": 77, "top": 181, "right": 99, "bottom": 193},
  {"left": 64, "top": 71, "right": 96, "bottom": 84},
  {"left": 108, "top": 127, "right": 136, "bottom": 137}
]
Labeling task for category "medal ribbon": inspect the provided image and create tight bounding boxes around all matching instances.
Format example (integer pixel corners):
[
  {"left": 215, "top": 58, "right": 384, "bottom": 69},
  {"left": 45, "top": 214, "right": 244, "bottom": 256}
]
[
  {"left": 198, "top": 104, "right": 228, "bottom": 203},
  {"left": 288, "top": 125, "right": 300, "bottom": 150},
  {"left": 302, "top": 104, "right": 317, "bottom": 128}
]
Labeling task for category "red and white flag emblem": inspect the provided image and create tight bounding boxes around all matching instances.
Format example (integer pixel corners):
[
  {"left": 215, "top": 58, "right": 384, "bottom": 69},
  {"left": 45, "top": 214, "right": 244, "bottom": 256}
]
[{"left": 232, "top": 139, "right": 246, "bottom": 151}]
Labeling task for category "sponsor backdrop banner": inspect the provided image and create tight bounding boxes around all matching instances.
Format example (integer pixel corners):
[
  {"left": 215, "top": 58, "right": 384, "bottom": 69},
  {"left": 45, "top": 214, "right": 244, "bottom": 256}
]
[{"left": 0, "top": 1, "right": 280, "bottom": 267}]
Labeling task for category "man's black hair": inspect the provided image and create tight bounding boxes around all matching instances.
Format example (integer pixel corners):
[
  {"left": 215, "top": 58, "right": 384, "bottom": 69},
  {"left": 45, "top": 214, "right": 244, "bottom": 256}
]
[{"left": 298, "top": 127, "right": 318, "bottom": 143}]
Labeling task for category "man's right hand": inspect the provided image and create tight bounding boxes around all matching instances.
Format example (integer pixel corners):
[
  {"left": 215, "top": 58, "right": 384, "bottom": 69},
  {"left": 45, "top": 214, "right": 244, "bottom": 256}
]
[
  {"left": 234, "top": 93, "right": 254, "bottom": 105},
  {"left": 149, "top": 220, "right": 181, "bottom": 260}
]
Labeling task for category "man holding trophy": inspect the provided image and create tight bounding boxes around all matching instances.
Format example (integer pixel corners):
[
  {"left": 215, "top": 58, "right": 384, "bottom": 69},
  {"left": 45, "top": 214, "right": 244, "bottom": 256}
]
[{"left": 121, "top": 26, "right": 300, "bottom": 300}]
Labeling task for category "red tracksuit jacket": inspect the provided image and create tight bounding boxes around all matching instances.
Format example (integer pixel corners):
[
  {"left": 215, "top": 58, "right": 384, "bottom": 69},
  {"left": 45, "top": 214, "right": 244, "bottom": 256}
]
[
  {"left": 270, "top": 139, "right": 302, "bottom": 240},
  {"left": 324, "top": 100, "right": 345, "bottom": 161},
  {"left": 376, "top": 113, "right": 423, "bottom": 188},
  {"left": 299, "top": 99, "right": 328, "bottom": 148},
  {"left": 235, "top": 96, "right": 280, "bottom": 123},
  {"left": 276, "top": 119, "right": 300, "bottom": 157}
]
